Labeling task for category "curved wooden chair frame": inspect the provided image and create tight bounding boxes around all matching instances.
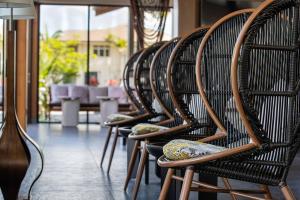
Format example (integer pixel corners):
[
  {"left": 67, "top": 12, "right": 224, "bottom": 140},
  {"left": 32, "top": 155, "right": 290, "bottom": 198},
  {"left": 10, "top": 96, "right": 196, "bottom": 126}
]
[
  {"left": 100, "top": 49, "right": 156, "bottom": 173},
  {"left": 158, "top": 9, "right": 255, "bottom": 168},
  {"left": 126, "top": 39, "right": 181, "bottom": 200},
  {"left": 122, "top": 49, "right": 145, "bottom": 115},
  {"left": 231, "top": 0, "right": 299, "bottom": 198},
  {"left": 129, "top": 27, "right": 212, "bottom": 141},
  {"left": 157, "top": 8, "right": 275, "bottom": 200},
  {"left": 133, "top": 41, "right": 166, "bottom": 115},
  {"left": 158, "top": 1, "right": 300, "bottom": 199},
  {"left": 149, "top": 37, "right": 182, "bottom": 123}
]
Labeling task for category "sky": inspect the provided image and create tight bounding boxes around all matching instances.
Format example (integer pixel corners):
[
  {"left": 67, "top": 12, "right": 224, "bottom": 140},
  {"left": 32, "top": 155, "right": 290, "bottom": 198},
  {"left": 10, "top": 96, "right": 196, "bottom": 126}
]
[{"left": 40, "top": 5, "right": 173, "bottom": 37}]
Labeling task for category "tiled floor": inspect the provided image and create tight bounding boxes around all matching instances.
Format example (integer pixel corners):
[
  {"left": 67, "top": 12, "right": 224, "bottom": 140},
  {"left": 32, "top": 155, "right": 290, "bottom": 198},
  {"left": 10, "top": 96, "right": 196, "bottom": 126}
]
[
  {"left": 1, "top": 124, "right": 299, "bottom": 200},
  {"left": 20, "top": 124, "right": 161, "bottom": 200}
]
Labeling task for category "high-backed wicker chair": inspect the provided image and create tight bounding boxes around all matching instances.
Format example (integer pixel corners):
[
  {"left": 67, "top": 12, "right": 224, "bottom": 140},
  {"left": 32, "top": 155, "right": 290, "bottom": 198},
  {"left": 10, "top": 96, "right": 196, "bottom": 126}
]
[
  {"left": 232, "top": 0, "right": 300, "bottom": 197},
  {"left": 158, "top": 9, "right": 260, "bottom": 200},
  {"left": 149, "top": 37, "right": 183, "bottom": 128},
  {"left": 133, "top": 41, "right": 167, "bottom": 120},
  {"left": 158, "top": 2, "right": 300, "bottom": 199},
  {"left": 101, "top": 49, "right": 154, "bottom": 172},
  {"left": 138, "top": 27, "right": 214, "bottom": 158},
  {"left": 101, "top": 42, "right": 168, "bottom": 173},
  {"left": 118, "top": 50, "right": 146, "bottom": 145},
  {"left": 130, "top": 27, "right": 213, "bottom": 150},
  {"left": 125, "top": 38, "right": 182, "bottom": 199},
  {"left": 122, "top": 50, "right": 145, "bottom": 115},
  {"left": 129, "top": 26, "right": 235, "bottom": 198}
]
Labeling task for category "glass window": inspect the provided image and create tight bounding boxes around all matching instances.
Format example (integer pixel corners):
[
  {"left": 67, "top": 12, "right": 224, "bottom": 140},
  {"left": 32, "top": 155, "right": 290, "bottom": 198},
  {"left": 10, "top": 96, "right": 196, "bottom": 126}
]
[
  {"left": 93, "top": 45, "right": 110, "bottom": 57},
  {"left": 39, "top": 5, "right": 131, "bottom": 123},
  {"left": 88, "top": 6, "right": 129, "bottom": 123},
  {"left": 38, "top": 5, "right": 172, "bottom": 123},
  {"left": 89, "top": 6, "right": 129, "bottom": 87},
  {"left": 39, "top": 5, "right": 88, "bottom": 123}
]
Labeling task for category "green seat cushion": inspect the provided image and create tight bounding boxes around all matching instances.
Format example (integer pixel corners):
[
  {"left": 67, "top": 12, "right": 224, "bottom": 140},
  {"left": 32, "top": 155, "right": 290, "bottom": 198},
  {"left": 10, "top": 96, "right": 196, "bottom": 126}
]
[
  {"left": 132, "top": 123, "right": 169, "bottom": 135},
  {"left": 107, "top": 114, "right": 133, "bottom": 122},
  {"left": 163, "top": 139, "right": 227, "bottom": 160}
]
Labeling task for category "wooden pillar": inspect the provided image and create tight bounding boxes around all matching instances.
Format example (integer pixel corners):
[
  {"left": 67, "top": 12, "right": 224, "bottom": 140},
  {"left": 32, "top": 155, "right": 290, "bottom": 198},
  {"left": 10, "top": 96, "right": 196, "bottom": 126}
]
[
  {"left": 16, "top": 20, "right": 28, "bottom": 129},
  {"left": 28, "top": 4, "right": 39, "bottom": 123},
  {"left": 173, "top": 0, "right": 201, "bottom": 37}
]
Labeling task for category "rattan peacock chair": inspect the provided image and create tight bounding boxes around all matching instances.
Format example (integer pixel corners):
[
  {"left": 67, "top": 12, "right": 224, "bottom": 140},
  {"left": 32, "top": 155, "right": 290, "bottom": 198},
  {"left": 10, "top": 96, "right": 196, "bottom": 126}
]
[
  {"left": 100, "top": 50, "right": 143, "bottom": 172},
  {"left": 158, "top": 8, "right": 263, "bottom": 200},
  {"left": 129, "top": 26, "right": 214, "bottom": 155},
  {"left": 101, "top": 49, "right": 154, "bottom": 172},
  {"left": 144, "top": 27, "right": 215, "bottom": 157},
  {"left": 129, "top": 24, "right": 242, "bottom": 198},
  {"left": 158, "top": 2, "right": 300, "bottom": 199},
  {"left": 101, "top": 42, "right": 167, "bottom": 173},
  {"left": 149, "top": 37, "right": 183, "bottom": 128},
  {"left": 128, "top": 26, "right": 220, "bottom": 200},
  {"left": 155, "top": 23, "right": 242, "bottom": 200},
  {"left": 122, "top": 50, "right": 145, "bottom": 115},
  {"left": 118, "top": 50, "right": 147, "bottom": 142},
  {"left": 125, "top": 38, "right": 183, "bottom": 200},
  {"left": 231, "top": 0, "right": 300, "bottom": 198}
]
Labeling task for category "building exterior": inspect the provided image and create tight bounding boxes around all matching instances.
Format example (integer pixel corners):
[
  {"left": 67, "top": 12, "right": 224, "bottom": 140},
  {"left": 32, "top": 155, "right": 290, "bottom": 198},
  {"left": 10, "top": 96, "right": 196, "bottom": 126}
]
[{"left": 60, "top": 25, "right": 129, "bottom": 86}]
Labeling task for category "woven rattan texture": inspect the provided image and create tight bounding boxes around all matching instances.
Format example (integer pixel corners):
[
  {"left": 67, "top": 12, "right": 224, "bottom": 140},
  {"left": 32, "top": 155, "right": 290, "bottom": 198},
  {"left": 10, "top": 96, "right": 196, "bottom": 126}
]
[
  {"left": 169, "top": 28, "right": 213, "bottom": 140},
  {"left": 151, "top": 38, "right": 183, "bottom": 127},
  {"left": 196, "top": 0, "right": 300, "bottom": 186},
  {"left": 123, "top": 51, "right": 144, "bottom": 113},
  {"left": 135, "top": 42, "right": 166, "bottom": 116}
]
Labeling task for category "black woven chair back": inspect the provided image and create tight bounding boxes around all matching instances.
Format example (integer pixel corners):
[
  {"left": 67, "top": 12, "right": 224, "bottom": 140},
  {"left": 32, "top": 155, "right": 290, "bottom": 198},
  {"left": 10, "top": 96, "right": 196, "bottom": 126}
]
[
  {"left": 167, "top": 27, "right": 213, "bottom": 139},
  {"left": 197, "top": 10, "right": 252, "bottom": 147},
  {"left": 150, "top": 38, "right": 183, "bottom": 127},
  {"left": 237, "top": 0, "right": 300, "bottom": 184},
  {"left": 122, "top": 50, "right": 144, "bottom": 112},
  {"left": 134, "top": 41, "right": 166, "bottom": 116}
]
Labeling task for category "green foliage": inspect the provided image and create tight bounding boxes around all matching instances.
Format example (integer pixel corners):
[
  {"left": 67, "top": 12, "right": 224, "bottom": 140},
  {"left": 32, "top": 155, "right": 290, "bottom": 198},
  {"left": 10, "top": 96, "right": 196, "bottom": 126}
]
[
  {"left": 105, "top": 34, "right": 127, "bottom": 49},
  {"left": 39, "top": 30, "right": 87, "bottom": 119},
  {"left": 39, "top": 31, "right": 87, "bottom": 84}
]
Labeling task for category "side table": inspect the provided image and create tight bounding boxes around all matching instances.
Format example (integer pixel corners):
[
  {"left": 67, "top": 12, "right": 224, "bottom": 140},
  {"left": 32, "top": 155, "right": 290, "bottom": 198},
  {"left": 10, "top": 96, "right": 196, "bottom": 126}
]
[
  {"left": 61, "top": 97, "right": 80, "bottom": 126},
  {"left": 97, "top": 96, "right": 119, "bottom": 126}
]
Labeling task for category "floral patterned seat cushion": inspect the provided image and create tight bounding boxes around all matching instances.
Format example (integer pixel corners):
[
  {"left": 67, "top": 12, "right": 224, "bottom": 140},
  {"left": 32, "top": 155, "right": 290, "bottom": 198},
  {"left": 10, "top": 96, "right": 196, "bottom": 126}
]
[
  {"left": 163, "top": 139, "right": 227, "bottom": 160},
  {"left": 107, "top": 114, "right": 133, "bottom": 122},
  {"left": 132, "top": 124, "right": 169, "bottom": 135}
]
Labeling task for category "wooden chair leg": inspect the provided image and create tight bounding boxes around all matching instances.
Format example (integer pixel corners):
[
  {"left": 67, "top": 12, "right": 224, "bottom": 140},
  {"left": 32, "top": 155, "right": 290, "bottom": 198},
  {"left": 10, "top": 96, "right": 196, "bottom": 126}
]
[
  {"left": 159, "top": 168, "right": 174, "bottom": 200},
  {"left": 122, "top": 137, "right": 127, "bottom": 146},
  {"left": 261, "top": 185, "right": 272, "bottom": 200},
  {"left": 124, "top": 140, "right": 140, "bottom": 191},
  {"left": 131, "top": 141, "right": 148, "bottom": 200},
  {"left": 280, "top": 184, "right": 296, "bottom": 200},
  {"left": 222, "top": 178, "right": 238, "bottom": 200},
  {"left": 179, "top": 166, "right": 194, "bottom": 200},
  {"left": 100, "top": 126, "right": 113, "bottom": 167},
  {"left": 145, "top": 150, "right": 149, "bottom": 184},
  {"left": 107, "top": 126, "right": 119, "bottom": 173}
]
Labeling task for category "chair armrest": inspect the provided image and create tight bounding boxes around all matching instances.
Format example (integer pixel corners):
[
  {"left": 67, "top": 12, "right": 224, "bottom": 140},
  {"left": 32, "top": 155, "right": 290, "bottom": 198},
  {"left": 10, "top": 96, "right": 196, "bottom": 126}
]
[
  {"left": 155, "top": 118, "right": 175, "bottom": 126},
  {"left": 124, "top": 110, "right": 141, "bottom": 116},
  {"left": 199, "top": 132, "right": 227, "bottom": 143}
]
